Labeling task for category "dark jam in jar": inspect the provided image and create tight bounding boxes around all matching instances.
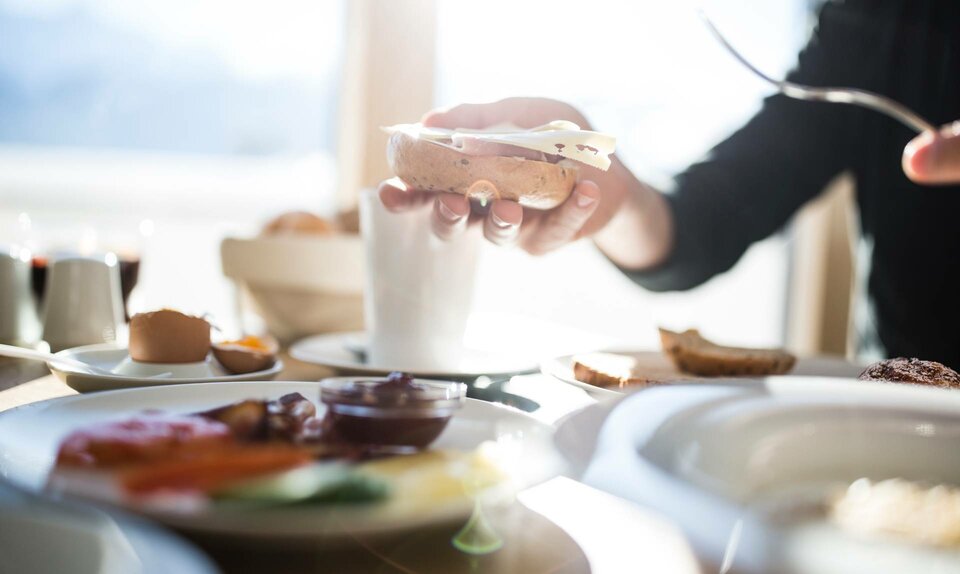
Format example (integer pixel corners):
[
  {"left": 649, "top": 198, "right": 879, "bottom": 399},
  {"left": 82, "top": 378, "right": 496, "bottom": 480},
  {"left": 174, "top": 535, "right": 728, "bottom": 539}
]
[{"left": 319, "top": 372, "right": 466, "bottom": 450}]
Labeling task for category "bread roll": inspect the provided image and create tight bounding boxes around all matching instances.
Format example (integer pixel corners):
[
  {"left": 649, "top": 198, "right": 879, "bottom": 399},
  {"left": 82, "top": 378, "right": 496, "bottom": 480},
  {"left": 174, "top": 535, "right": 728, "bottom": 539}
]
[{"left": 387, "top": 131, "right": 579, "bottom": 210}]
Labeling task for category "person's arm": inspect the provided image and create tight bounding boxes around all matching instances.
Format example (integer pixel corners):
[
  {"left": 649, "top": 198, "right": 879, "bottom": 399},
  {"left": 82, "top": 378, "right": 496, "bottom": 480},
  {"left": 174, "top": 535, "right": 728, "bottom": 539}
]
[
  {"left": 381, "top": 2, "right": 862, "bottom": 276},
  {"left": 379, "top": 98, "right": 676, "bottom": 262},
  {"left": 589, "top": 159, "right": 673, "bottom": 269},
  {"left": 624, "top": 1, "right": 863, "bottom": 291}
]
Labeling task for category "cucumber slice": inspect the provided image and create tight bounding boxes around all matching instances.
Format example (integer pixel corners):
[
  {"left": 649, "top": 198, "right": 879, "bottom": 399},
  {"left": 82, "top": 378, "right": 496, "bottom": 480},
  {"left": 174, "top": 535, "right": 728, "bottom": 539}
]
[{"left": 216, "top": 463, "right": 388, "bottom": 506}]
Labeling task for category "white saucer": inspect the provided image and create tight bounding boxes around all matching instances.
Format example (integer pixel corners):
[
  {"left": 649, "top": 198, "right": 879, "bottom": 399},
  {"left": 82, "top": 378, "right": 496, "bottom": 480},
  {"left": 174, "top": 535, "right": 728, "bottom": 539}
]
[
  {"left": 48, "top": 344, "right": 283, "bottom": 393},
  {"left": 541, "top": 349, "right": 867, "bottom": 399},
  {"left": 289, "top": 331, "right": 536, "bottom": 379},
  {"left": 289, "top": 312, "right": 618, "bottom": 380}
]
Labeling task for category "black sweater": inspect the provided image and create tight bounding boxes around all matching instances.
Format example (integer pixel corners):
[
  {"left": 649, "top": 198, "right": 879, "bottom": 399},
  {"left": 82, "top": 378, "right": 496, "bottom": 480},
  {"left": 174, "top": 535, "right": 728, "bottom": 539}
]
[{"left": 628, "top": 0, "right": 960, "bottom": 368}]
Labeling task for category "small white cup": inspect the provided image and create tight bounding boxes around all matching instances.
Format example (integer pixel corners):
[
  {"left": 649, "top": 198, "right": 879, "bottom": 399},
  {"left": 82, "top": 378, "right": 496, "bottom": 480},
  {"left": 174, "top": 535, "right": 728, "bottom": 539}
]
[
  {"left": 41, "top": 255, "right": 125, "bottom": 352},
  {"left": 359, "top": 189, "right": 482, "bottom": 371},
  {"left": 0, "top": 245, "right": 41, "bottom": 346}
]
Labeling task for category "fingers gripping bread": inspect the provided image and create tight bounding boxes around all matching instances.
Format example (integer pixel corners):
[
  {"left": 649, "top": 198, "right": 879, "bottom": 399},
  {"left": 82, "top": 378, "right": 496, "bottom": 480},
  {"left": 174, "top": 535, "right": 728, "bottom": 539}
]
[{"left": 387, "top": 131, "right": 578, "bottom": 209}]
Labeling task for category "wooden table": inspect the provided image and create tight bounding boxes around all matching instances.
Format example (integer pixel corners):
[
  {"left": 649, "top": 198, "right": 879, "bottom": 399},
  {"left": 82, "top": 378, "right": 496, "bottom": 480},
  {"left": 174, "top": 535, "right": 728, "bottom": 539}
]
[{"left": 0, "top": 355, "right": 703, "bottom": 574}]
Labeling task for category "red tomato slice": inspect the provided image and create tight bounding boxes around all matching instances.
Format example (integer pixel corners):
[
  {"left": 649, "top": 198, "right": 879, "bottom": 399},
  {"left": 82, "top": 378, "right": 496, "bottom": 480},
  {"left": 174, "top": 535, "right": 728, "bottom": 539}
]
[
  {"left": 119, "top": 445, "right": 312, "bottom": 494},
  {"left": 56, "top": 415, "right": 234, "bottom": 468}
]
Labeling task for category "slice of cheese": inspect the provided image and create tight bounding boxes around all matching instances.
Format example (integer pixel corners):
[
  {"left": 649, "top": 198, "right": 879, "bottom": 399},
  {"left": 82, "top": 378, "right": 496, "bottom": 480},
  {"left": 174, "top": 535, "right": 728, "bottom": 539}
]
[{"left": 384, "top": 121, "right": 616, "bottom": 171}]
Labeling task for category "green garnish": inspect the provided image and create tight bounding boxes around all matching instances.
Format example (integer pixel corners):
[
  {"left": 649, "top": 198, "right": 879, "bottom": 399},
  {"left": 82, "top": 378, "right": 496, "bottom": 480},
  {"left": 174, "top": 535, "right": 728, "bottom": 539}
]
[{"left": 215, "top": 463, "right": 388, "bottom": 506}]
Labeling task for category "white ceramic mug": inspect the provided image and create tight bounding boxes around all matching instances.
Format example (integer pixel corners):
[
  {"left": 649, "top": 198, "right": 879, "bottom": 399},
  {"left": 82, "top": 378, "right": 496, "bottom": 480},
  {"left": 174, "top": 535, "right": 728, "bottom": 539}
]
[
  {"left": 359, "top": 189, "right": 482, "bottom": 371},
  {"left": 41, "top": 255, "right": 125, "bottom": 352},
  {"left": 0, "top": 245, "right": 41, "bottom": 346}
]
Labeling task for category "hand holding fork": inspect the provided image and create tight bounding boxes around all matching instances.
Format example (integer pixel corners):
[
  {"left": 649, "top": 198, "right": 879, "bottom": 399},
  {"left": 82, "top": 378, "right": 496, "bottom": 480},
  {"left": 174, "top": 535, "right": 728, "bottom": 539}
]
[{"left": 700, "top": 10, "right": 960, "bottom": 185}]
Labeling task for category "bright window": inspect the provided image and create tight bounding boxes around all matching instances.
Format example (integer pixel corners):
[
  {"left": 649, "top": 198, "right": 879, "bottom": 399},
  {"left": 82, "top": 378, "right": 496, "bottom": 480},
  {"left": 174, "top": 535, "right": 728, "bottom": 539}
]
[
  {"left": 0, "top": 0, "right": 343, "bottom": 156},
  {"left": 0, "top": 0, "right": 345, "bottom": 331}
]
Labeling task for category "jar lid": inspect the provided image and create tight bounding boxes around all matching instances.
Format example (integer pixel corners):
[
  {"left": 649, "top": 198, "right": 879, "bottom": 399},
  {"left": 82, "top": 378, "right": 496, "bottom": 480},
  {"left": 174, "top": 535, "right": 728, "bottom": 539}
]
[{"left": 319, "top": 374, "right": 466, "bottom": 411}]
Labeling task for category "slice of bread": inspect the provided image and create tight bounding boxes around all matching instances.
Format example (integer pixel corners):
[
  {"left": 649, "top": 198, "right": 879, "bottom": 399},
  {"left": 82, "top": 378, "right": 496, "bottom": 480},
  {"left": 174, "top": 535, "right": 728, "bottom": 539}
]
[
  {"left": 387, "top": 131, "right": 578, "bottom": 210},
  {"left": 659, "top": 328, "right": 796, "bottom": 377},
  {"left": 572, "top": 352, "right": 691, "bottom": 388}
]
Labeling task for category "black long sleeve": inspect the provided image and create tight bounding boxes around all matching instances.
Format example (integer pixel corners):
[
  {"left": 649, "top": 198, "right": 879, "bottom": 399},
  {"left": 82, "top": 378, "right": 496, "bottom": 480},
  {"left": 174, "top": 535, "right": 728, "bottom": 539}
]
[
  {"left": 624, "top": 0, "right": 960, "bottom": 367},
  {"left": 626, "top": 2, "right": 864, "bottom": 291}
]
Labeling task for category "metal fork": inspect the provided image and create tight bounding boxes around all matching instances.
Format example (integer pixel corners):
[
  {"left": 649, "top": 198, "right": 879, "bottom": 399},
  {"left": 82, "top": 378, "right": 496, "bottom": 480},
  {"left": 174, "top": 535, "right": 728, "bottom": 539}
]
[{"left": 699, "top": 10, "right": 936, "bottom": 134}]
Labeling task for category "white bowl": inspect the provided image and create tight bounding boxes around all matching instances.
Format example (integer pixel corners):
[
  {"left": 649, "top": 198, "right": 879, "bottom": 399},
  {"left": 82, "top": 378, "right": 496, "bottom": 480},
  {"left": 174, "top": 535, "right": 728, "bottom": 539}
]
[
  {"left": 556, "top": 377, "right": 960, "bottom": 574},
  {"left": 220, "top": 235, "right": 365, "bottom": 344}
]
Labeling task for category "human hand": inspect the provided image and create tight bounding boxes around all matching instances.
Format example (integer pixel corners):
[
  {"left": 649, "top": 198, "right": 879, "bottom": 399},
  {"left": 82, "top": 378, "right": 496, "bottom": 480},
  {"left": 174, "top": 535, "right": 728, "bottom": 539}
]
[
  {"left": 903, "top": 122, "right": 960, "bottom": 184},
  {"left": 378, "top": 97, "right": 626, "bottom": 255}
]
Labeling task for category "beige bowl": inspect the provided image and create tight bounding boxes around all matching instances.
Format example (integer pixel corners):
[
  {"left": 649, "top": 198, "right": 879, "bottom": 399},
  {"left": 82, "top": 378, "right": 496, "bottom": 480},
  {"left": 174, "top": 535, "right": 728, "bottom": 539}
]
[{"left": 220, "top": 235, "right": 364, "bottom": 345}]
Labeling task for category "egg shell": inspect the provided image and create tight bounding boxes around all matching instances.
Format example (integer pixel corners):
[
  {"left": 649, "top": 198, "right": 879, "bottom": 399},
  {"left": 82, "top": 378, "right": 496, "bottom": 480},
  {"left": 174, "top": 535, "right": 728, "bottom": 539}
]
[
  {"left": 129, "top": 310, "right": 211, "bottom": 364},
  {"left": 212, "top": 338, "right": 278, "bottom": 374}
]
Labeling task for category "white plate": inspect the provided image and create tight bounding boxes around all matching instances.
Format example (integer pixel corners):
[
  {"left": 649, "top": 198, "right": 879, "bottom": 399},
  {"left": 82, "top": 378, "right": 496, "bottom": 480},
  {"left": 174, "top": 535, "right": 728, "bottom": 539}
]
[
  {"left": 0, "top": 485, "right": 216, "bottom": 574},
  {"left": 290, "top": 331, "right": 538, "bottom": 379},
  {"left": 0, "top": 380, "right": 561, "bottom": 540},
  {"left": 555, "top": 377, "right": 960, "bottom": 573},
  {"left": 290, "top": 312, "right": 619, "bottom": 380},
  {"left": 48, "top": 344, "right": 283, "bottom": 393},
  {"left": 541, "top": 349, "right": 867, "bottom": 399}
]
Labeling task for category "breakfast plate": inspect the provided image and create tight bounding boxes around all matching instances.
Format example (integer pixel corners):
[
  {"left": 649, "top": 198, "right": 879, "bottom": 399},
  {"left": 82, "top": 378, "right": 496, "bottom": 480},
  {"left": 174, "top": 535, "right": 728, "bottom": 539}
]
[
  {"left": 0, "top": 380, "right": 561, "bottom": 540},
  {"left": 541, "top": 349, "right": 867, "bottom": 398},
  {"left": 48, "top": 344, "right": 283, "bottom": 393},
  {"left": 554, "top": 376, "right": 960, "bottom": 573}
]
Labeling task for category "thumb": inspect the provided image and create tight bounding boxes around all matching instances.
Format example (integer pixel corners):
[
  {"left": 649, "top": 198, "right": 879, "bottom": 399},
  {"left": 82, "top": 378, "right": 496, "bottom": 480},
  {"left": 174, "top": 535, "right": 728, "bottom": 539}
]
[{"left": 903, "top": 122, "right": 960, "bottom": 184}]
